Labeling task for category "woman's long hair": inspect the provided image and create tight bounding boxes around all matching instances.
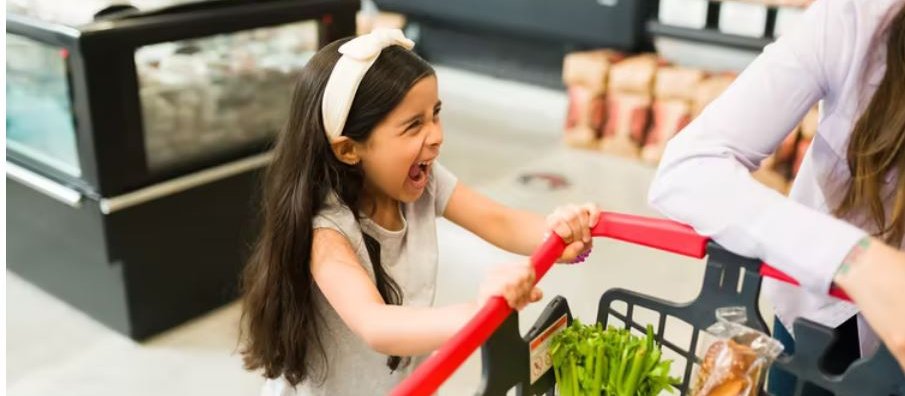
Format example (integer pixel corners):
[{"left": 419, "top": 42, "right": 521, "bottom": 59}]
[{"left": 836, "top": 5, "right": 905, "bottom": 245}]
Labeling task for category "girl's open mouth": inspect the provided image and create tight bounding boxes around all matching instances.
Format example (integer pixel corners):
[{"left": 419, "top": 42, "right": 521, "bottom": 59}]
[{"left": 407, "top": 160, "right": 432, "bottom": 189}]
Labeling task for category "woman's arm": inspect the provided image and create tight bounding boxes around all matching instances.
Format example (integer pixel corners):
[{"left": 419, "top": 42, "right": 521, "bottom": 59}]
[
  {"left": 648, "top": 0, "right": 868, "bottom": 294},
  {"left": 442, "top": 182, "right": 599, "bottom": 260},
  {"left": 310, "top": 228, "right": 540, "bottom": 357},
  {"left": 833, "top": 238, "right": 905, "bottom": 370}
]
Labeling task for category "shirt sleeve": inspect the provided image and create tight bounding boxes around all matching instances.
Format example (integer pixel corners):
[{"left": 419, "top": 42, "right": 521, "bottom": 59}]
[
  {"left": 648, "top": 0, "right": 868, "bottom": 295},
  {"left": 312, "top": 196, "right": 364, "bottom": 250},
  {"left": 430, "top": 162, "right": 458, "bottom": 217}
]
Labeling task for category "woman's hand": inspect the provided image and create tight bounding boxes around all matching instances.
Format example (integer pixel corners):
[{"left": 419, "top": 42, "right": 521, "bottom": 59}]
[
  {"left": 546, "top": 202, "right": 602, "bottom": 263},
  {"left": 833, "top": 237, "right": 905, "bottom": 371},
  {"left": 478, "top": 262, "right": 543, "bottom": 311}
]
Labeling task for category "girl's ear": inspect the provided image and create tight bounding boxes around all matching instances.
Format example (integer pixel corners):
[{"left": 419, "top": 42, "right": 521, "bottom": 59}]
[{"left": 330, "top": 136, "right": 361, "bottom": 165}]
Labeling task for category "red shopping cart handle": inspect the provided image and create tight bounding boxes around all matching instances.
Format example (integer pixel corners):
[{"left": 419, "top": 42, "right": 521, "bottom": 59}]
[
  {"left": 390, "top": 234, "right": 567, "bottom": 396},
  {"left": 391, "top": 212, "right": 852, "bottom": 396}
]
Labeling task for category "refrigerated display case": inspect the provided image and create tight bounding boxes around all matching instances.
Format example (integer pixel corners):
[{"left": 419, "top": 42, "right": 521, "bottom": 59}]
[
  {"left": 6, "top": 0, "right": 357, "bottom": 339},
  {"left": 7, "top": 0, "right": 356, "bottom": 195},
  {"left": 7, "top": 33, "right": 82, "bottom": 177}
]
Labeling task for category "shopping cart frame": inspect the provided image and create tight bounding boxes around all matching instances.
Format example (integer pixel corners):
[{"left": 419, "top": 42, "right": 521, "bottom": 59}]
[{"left": 391, "top": 212, "right": 905, "bottom": 396}]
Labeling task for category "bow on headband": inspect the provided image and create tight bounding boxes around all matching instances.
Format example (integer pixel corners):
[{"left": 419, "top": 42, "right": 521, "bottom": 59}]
[{"left": 322, "top": 29, "right": 416, "bottom": 141}]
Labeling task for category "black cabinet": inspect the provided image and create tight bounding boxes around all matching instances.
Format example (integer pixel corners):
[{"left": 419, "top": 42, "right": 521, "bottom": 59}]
[
  {"left": 7, "top": 164, "right": 263, "bottom": 339},
  {"left": 6, "top": 0, "right": 357, "bottom": 339}
]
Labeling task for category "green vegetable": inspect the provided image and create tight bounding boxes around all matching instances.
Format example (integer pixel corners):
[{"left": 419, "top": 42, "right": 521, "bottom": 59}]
[
  {"left": 550, "top": 320, "right": 680, "bottom": 396},
  {"left": 571, "top": 354, "right": 580, "bottom": 394},
  {"left": 592, "top": 342, "right": 605, "bottom": 393},
  {"left": 622, "top": 342, "right": 647, "bottom": 396}
]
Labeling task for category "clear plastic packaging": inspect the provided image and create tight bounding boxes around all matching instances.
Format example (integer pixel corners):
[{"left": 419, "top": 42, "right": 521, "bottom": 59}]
[{"left": 691, "top": 307, "right": 784, "bottom": 396}]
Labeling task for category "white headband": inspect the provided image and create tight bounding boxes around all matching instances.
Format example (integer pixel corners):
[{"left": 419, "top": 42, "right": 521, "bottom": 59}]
[{"left": 321, "top": 29, "right": 415, "bottom": 141}]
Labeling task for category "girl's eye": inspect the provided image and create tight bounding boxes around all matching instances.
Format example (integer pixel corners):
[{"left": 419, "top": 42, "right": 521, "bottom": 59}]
[{"left": 407, "top": 120, "right": 423, "bottom": 132}]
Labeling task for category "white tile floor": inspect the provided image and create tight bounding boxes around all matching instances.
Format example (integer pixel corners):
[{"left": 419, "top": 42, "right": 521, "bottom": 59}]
[{"left": 7, "top": 66, "right": 772, "bottom": 395}]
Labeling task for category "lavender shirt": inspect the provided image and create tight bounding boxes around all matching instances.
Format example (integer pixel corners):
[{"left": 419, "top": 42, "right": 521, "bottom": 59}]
[{"left": 650, "top": 0, "right": 903, "bottom": 354}]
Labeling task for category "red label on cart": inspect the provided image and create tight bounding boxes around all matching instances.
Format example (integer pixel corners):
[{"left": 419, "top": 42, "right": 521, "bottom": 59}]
[{"left": 529, "top": 314, "right": 568, "bottom": 384}]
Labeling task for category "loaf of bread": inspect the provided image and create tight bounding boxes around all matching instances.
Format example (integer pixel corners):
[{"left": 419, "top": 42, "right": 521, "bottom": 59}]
[
  {"left": 601, "top": 92, "right": 651, "bottom": 157},
  {"left": 693, "top": 339, "right": 762, "bottom": 396},
  {"left": 562, "top": 50, "right": 624, "bottom": 148},
  {"left": 655, "top": 66, "right": 706, "bottom": 102},
  {"left": 642, "top": 99, "right": 691, "bottom": 163},
  {"left": 600, "top": 54, "right": 661, "bottom": 157},
  {"left": 564, "top": 86, "right": 608, "bottom": 148},
  {"left": 562, "top": 49, "right": 623, "bottom": 95},
  {"left": 608, "top": 54, "right": 660, "bottom": 95},
  {"left": 641, "top": 66, "right": 704, "bottom": 163},
  {"left": 692, "top": 74, "right": 736, "bottom": 117}
]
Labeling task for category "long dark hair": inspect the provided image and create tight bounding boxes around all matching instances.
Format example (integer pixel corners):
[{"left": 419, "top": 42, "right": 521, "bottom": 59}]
[
  {"left": 836, "top": 5, "right": 905, "bottom": 245},
  {"left": 239, "top": 38, "right": 435, "bottom": 386}
]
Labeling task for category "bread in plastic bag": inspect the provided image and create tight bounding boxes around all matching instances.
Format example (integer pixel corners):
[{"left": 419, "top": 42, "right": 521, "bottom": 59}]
[{"left": 691, "top": 307, "right": 784, "bottom": 396}]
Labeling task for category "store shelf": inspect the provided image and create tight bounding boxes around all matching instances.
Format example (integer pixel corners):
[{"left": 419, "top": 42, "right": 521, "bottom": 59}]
[{"left": 647, "top": 21, "right": 773, "bottom": 52}]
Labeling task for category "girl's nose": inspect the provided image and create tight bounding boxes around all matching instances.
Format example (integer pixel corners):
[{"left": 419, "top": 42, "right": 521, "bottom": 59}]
[{"left": 426, "top": 121, "right": 444, "bottom": 148}]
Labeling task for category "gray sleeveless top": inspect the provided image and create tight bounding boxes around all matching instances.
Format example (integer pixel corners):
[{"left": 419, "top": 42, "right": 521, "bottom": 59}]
[{"left": 261, "top": 163, "right": 457, "bottom": 396}]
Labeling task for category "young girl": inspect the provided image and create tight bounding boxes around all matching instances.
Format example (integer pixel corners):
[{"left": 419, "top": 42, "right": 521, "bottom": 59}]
[{"left": 240, "top": 29, "right": 600, "bottom": 395}]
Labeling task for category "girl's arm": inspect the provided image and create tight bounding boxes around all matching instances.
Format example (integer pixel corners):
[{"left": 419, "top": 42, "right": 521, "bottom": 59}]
[
  {"left": 311, "top": 228, "right": 541, "bottom": 357},
  {"left": 442, "top": 182, "right": 599, "bottom": 261}
]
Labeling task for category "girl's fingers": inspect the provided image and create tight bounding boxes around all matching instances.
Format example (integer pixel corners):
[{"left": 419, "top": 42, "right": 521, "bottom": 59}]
[
  {"left": 550, "top": 219, "right": 573, "bottom": 244},
  {"left": 524, "top": 263, "right": 536, "bottom": 284},
  {"left": 552, "top": 209, "right": 576, "bottom": 243},
  {"left": 582, "top": 202, "right": 602, "bottom": 228},
  {"left": 549, "top": 204, "right": 600, "bottom": 245},
  {"left": 579, "top": 208, "right": 591, "bottom": 243},
  {"left": 484, "top": 262, "right": 541, "bottom": 309},
  {"left": 562, "top": 241, "right": 585, "bottom": 261},
  {"left": 565, "top": 208, "right": 584, "bottom": 245},
  {"left": 530, "top": 287, "right": 544, "bottom": 302},
  {"left": 518, "top": 264, "right": 537, "bottom": 309}
]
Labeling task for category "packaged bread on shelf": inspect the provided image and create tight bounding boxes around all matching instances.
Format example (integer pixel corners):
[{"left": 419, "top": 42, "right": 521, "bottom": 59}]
[
  {"left": 601, "top": 92, "right": 652, "bottom": 157},
  {"left": 564, "top": 87, "right": 608, "bottom": 148},
  {"left": 607, "top": 53, "right": 659, "bottom": 94},
  {"left": 601, "top": 54, "right": 660, "bottom": 157},
  {"left": 642, "top": 99, "right": 692, "bottom": 163},
  {"left": 655, "top": 66, "right": 706, "bottom": 102},
  {"left": 692, "top": 73, "right": 737, "bottom": 117},
  {"left": 641, "top": 66, "right": 704, "bottom": 163},
  {"left": 562, "top": 50, "right": 623, "bottom": 148},
  {"left": 563, "top": 49, "right": 623, "bottom": 93}
]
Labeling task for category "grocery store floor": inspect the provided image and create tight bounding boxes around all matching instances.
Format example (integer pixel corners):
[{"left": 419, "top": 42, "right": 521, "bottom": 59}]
[{"left": 6, "top": 66, "right": 774, "bottom": 395}]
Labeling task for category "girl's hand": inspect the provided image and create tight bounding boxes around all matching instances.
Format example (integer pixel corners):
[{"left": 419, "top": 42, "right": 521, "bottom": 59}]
[
  {"left": 478, "top": 262, "right": 543, "bottom": 311},
  {"left": 833, "top": 237, "right": 905, "bottom": 371},
  {"left": 546, "top": 202, "right": 602, "bottom": 263}
]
